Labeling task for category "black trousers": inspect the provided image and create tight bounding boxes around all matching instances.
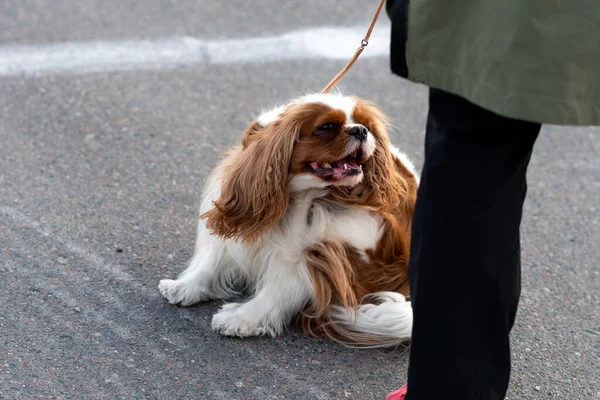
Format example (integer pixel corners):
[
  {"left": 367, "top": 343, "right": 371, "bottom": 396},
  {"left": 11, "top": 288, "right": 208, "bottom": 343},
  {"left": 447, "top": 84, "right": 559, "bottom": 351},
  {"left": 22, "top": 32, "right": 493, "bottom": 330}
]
[{"left": 406, "top": 89, "right": 541, "bottom": 400}]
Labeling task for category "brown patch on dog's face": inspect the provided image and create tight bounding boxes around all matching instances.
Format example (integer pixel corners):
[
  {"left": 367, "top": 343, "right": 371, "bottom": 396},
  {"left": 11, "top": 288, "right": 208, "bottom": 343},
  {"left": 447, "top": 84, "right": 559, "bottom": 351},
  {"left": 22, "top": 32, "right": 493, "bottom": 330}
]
[{"left": 289, "top": 103, "right": 369, "bottom": 185}]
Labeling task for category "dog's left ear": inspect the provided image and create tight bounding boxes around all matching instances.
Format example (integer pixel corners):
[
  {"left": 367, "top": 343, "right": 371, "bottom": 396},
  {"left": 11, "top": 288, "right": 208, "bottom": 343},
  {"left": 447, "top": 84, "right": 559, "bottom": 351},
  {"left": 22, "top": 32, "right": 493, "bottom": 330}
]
[{"left": 201, "top": 116, "right": 299, "bottom": 243}]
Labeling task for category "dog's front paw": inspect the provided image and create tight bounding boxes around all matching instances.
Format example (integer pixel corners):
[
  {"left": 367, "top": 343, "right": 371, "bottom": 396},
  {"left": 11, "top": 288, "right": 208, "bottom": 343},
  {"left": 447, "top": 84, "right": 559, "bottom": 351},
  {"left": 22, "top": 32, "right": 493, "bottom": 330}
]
[
  {"left": 212, "top": 303, "right": 273, "bottom": 337},
  {"left": 158, "top": 279, "right": 210, "bottom": 306}
]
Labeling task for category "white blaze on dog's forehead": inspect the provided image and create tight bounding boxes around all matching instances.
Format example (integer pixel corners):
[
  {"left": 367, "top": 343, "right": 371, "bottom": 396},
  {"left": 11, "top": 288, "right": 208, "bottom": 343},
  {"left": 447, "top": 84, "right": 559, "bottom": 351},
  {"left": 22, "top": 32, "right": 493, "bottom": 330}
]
[
  {"left": 293, "top": 93, "right": 357, "bottom": 124},
  {"left": 256, "top": 93, "right": 357, "bottom": 127},
  {"left": 257, "top": 105, "right": 286, "bottom": 126}
]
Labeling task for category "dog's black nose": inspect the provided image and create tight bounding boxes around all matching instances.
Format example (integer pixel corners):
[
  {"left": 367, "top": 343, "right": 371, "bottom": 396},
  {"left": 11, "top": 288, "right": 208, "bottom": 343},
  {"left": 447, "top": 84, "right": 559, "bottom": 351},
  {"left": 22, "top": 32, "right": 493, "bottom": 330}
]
[{"left": 348, "top": 125, "right": 368, "bottom": 141}]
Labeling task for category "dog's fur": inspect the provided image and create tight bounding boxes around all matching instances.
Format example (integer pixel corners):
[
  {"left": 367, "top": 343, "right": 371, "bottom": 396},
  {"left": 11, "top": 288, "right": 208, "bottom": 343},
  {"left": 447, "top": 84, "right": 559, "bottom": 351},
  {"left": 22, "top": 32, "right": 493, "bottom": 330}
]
[{"left": 159, "top": 93, "right": 419, "bottom": 347}]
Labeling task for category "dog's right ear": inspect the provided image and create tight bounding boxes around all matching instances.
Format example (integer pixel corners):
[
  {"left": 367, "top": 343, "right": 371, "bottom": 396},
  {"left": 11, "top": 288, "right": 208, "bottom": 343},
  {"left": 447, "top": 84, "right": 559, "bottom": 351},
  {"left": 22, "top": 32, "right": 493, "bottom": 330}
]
[{"left": 201, "top": 116, "right": 299, "bottom": 243}]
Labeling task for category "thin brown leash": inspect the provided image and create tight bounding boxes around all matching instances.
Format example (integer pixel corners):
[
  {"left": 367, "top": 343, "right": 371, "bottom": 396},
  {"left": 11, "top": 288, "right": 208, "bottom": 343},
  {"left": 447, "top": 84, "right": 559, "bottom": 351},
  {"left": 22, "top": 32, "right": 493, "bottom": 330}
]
[{"left": 321, "top": 0, "right": 387, "bottom": 94}]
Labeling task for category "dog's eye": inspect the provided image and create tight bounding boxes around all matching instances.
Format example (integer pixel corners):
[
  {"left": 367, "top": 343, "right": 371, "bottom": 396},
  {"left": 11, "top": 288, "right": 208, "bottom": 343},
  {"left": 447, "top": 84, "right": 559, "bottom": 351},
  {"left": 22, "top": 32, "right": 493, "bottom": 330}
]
[{"left": 314, "top": 123, "right": 336, "bottom": 136}]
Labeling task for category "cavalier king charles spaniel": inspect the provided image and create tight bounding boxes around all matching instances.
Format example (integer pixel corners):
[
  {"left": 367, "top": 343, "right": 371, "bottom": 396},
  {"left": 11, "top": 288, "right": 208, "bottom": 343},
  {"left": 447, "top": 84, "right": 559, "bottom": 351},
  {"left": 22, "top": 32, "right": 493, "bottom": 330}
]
[{"left": 159, "top": 93, "right": 419, "bottom": 347}]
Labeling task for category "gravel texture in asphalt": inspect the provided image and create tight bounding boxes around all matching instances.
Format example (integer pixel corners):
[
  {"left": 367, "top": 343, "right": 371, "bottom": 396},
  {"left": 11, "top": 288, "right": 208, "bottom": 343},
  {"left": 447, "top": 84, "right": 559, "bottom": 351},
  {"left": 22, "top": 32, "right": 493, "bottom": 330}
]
[{"left": 0, "top": 1, "right": 598, "bottom": 399}]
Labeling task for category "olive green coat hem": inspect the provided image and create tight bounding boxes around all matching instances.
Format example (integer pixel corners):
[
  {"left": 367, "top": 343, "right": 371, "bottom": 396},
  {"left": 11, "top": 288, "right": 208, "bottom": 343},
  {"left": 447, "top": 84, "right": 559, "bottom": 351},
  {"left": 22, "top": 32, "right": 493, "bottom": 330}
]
[
  {"left": 390, "top": 0, "right": 600, "bottom": 126},
  {"left": 405, "top": 56, "right": 600, "bottom": 126}
]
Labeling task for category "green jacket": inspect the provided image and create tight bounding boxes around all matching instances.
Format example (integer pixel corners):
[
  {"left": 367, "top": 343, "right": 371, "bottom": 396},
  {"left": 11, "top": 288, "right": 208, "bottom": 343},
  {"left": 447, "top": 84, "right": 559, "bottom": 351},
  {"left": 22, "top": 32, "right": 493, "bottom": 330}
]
[{"left": 388, "top": 0, "right": 600, "bottom": 126}]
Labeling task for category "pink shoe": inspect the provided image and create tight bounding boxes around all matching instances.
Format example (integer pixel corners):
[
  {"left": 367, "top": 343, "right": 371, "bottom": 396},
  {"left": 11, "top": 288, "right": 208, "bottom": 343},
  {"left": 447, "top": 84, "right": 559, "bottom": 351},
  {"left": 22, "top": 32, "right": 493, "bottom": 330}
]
[{"left": 386, "top": 384, "right": 408, "bottom": 400}]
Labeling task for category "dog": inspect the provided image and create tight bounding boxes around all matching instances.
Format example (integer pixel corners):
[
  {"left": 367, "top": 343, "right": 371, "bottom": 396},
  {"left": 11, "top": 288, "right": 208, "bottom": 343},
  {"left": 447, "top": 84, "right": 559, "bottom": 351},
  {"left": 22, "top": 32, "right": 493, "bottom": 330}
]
[{"left": 159, "top": 93, "right": 419, "bottom": 347}]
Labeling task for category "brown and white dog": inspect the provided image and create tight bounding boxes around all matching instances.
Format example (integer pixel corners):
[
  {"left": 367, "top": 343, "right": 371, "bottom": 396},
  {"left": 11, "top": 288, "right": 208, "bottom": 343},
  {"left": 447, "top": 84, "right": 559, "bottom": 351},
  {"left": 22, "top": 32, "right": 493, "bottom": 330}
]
[{"left": 159, "top": 93, "right": 419, "bottom": 347}]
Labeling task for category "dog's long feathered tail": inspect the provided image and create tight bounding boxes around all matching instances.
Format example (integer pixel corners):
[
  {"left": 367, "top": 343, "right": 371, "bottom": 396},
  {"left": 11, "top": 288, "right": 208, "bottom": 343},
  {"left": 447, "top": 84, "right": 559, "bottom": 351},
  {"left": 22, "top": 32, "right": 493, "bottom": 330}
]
[
  {"left": 331, "top": 292, "right": 412, "bottom": 346},
  {"left": 299, "top": 291, "right": 412, "bottom": 348}
]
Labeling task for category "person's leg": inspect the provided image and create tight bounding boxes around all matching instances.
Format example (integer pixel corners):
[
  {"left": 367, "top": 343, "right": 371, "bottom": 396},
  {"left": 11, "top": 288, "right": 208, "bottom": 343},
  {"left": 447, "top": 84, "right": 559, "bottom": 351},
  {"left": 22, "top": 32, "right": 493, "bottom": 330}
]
[{"left": 405, "top": 88, "right": 541, "bottom": 400}]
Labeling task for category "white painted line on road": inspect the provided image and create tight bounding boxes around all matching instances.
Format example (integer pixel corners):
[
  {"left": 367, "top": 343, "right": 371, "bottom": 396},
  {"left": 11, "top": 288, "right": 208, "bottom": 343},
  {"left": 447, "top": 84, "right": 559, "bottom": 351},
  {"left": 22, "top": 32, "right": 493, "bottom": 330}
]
[{"left": 0, "top": 24, "right": 390, "bottom": 76}]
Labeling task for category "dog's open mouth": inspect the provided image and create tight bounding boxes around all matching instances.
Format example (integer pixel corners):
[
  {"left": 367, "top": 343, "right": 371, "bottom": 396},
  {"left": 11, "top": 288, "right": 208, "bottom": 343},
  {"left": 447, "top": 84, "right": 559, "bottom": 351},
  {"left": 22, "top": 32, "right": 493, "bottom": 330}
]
[{"left": 307, "top": 149, "right": 363, "bottom": 180}]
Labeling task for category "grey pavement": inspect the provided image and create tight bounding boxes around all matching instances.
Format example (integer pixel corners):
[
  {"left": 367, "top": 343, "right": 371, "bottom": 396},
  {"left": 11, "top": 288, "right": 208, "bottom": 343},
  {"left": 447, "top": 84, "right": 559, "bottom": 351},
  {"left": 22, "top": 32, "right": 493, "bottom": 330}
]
[{"left": 0, "top": 1, "right": 598, "bottom": 399}]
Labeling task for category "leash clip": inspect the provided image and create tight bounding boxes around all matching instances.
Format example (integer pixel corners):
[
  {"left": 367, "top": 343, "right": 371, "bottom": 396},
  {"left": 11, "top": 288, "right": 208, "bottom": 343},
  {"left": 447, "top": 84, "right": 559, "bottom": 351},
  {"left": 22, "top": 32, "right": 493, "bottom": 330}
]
[{"left": 321, "top": 0, "right": 385, "bottom": 93}]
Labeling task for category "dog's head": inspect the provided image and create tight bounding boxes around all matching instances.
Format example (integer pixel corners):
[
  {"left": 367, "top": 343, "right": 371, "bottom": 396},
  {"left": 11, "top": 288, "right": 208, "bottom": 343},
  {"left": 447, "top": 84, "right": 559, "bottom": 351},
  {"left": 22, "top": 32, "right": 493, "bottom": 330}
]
[{"left": 202, "top": 93, "right": 416, "bottom": 243}]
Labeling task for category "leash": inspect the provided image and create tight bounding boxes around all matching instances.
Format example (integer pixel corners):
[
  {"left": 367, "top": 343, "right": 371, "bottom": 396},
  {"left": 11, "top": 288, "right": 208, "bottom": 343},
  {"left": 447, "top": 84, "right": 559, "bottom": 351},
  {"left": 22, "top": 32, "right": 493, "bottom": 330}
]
[{"left": 321, "top": 0, "right": 387, "bottom": 94}]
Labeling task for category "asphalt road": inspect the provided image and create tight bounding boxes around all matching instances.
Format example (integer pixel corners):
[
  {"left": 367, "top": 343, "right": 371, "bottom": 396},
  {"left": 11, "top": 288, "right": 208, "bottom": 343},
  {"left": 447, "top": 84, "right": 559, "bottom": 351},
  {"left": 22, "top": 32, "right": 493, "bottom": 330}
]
[{"left": 0, "top": 1, "right": 599, "bottom": 399}]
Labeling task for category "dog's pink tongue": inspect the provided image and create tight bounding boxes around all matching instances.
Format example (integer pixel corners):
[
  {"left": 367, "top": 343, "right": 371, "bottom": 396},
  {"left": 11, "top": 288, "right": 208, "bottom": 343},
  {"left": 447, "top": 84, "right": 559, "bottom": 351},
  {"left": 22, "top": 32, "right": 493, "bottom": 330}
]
[
  {"left": 333, "top": 166, "right": 345, "bottom": 178},
  {"left": 310, "top": 162, "right": 319, "bottom": 169}
]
